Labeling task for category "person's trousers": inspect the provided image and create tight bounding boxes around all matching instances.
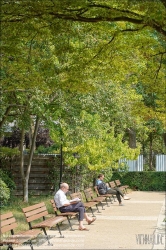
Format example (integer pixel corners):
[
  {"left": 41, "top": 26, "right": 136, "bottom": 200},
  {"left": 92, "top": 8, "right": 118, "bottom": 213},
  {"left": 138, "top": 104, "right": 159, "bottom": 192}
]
[
  {"left": 107, "top": 187, "right": 124, "bottom": 203},
  {"left": 59, "top": 202, "right": 86, "bottom": 221}
]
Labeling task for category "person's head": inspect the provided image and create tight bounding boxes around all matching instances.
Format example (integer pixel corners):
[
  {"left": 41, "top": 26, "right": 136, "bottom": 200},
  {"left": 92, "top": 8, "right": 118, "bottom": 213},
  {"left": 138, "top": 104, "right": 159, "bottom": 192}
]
[
  {"left": 98, "top": 174, "right": 104, "bottom": 180},
  {"left": 60, "top": 182, "right": 69, "bottom": 193}
]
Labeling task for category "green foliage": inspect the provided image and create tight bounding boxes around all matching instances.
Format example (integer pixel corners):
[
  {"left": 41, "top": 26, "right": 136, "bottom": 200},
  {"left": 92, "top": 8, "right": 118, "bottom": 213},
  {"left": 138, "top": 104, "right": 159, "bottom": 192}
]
[
  {"left": 0, "top": 148, "right": 17, "bottom": 191},
  {"left": 0, "top": 179, "right": 10, "bottom": 205},
  {"left": 35, "top": 144, "right": 59, "bottom": 154},
  {"left": 0, "top": 147, "right": 20, "bottom": 158},
  {"left": 62, "top": 111, "right": 140, "bottom": 170},
  {"left": 111, "top": 171, "right": 166, "bottom": 191},
  {"left": 0, "top": 169, "right": 16, "bottom": 190},
  {"left": 46, "top": 161, "right": 60, "bottom": 192},
  {"left": 0, "top": 0, "right": 165, "bottom": 177}
]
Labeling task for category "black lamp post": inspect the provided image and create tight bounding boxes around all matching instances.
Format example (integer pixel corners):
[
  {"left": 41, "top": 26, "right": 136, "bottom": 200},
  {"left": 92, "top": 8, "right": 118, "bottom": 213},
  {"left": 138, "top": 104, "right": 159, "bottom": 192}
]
[{"left": 59, "top": 143, "right": 63, "bottom": 188}]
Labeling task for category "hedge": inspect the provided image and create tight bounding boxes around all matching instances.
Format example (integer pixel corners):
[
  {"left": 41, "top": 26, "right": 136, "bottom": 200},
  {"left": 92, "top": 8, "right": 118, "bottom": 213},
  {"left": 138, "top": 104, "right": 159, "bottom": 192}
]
[
  {"left": 0, "top": 179, "right": 10, "bottom": 205},
  {"left": 111, "top": 171, "right": 166, "bottom": 191}
]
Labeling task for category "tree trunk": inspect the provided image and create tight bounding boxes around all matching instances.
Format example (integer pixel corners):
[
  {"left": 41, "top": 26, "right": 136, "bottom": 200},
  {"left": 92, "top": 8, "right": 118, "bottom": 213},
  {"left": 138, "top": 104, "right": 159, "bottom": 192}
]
[
  {"left": 23, "top": 116, "right": 40, "bottom": 202},
  {"left": 29, "top": 127, "right": 32, "bottom": 149},
  {"left": 20, "top": 128, "right": 25, "bottom": 198},
  {"left": 149, "top": 132, "right": 153, "bottom": 171},
  {"left": 163, "top": 133, "right": 166, "bottom": 147},
  {"left": 127, "top": 128, "right": 136, "bottom": 148},
  {"left": 29, "top": 120, "right": 34, "bottom": 149},
  {"left": 23, "top": 178, "right": 29, "bottom": 202}
]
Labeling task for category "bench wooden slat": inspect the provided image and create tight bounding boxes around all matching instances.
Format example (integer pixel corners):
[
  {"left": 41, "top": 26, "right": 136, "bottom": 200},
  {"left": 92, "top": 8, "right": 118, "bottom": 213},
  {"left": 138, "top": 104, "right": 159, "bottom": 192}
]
[
  {"left": 109, "top": 181, "right": 116, "bottom": 188},
  {"left": 0, "top": 212, "right": 13, "bottom": 220},
  {"left": 1, "top": 222, "right": 18, "bottom": 234},
  {"left": 1, "top": 217, "right": 16, "bottom": 227},
  {"left": 50, "top": 199, "right": 78, "bottom": 230},
  {"left": 31, "top": 216, "right": 66, "bottom": 229},
  {"left": 84, "top": 187, "right": 106, "bottom": 211},
  {"left": 50, "top": 199, "right": 77, "bottom": 216},
  {"left": 70, "top": 191, "right": 98, "bottom": 216},
  {"left": 24, "top": 205, "right": 47, "bottom": 218},
  {"left": 1, "top": 229, "right": 42, "bottom": 245},
  {"left": 115, "top": 179, "right": 129, "bottom": 190},
  {"left": 0, "top": 238, "right": 20, "bottom": 245},
  {"left": 26, "top": 210, "right": 48, "bottom": 223},
  {"left": 22, "top": 202, "right": 45, "bottom": 212},
  {"left": 1, "top": 212, "right": 41, "bottom": 248},
  {"left": 95, "top": 188, "right": 112, "bottom": 198},
  {"left": 22, "top": 202, "right": 67, "bottom": 240},
  {"left": 84, "top": 188, "right": 100, "bottom": 203},
  {"left": 70, "top": 192, "right": 98, "bottom": 207},
  {"left": 18, "top": 229, "right": 41, "bottom": 237},
  {"left": 89, "top": 188, "right": 106, "bottom": 202},
  {"left": 114, "top": 180, "right": 126, "bottom": 193}
]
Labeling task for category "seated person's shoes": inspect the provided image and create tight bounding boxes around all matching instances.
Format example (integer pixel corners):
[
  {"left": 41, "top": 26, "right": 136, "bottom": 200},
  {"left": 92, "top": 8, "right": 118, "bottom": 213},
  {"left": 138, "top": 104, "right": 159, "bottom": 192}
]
[
  {"left": 79, "top": 227, "right": 89, "bottom": 231},
  {"left": 124, "top": 196, "right": 131, "bottom": 200},
  {"left": 87, "top": 217, "right": 96, "bottom": 225}
]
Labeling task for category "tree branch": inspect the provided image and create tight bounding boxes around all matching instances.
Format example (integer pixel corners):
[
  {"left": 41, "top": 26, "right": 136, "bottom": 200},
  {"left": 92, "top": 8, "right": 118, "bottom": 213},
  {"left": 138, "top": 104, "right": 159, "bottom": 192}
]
[
  {"left": 2, "top": 3, "right": 166, "bottom": 37},
  {"left": 0, "top": 106, "right": 12, "bottom": 129},
  {"left": 47, "top": 13, "right": 166, "bottom": 37},
  {"left": 153, "top": 53, "right": 163, "bottom": 83},
  {"left": 87, "top": 35, "right": 116, "bottom": 64},
  {"left": 150, "top": 51, "right": 166, "bottom": 57}
]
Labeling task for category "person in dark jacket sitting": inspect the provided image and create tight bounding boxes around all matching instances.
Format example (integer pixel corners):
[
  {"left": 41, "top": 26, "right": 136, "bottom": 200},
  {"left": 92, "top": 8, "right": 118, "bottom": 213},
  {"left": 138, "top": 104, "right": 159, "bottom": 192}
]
[{"left": 96, "top": 174, "right": 130, "bottom": 206}]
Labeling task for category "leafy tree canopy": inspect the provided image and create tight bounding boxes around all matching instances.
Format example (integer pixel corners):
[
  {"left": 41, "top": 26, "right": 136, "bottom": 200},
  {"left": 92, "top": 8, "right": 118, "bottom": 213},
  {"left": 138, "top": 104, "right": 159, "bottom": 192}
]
[{"left": 1, "top": 0, "right": 166, "bottom": 170}]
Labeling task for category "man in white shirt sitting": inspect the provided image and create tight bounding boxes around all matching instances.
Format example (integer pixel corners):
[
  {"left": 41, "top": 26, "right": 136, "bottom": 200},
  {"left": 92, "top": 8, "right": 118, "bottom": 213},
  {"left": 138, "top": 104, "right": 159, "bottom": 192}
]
[{"left": 54, "top": 182, "right": 96, "bottom": 230}]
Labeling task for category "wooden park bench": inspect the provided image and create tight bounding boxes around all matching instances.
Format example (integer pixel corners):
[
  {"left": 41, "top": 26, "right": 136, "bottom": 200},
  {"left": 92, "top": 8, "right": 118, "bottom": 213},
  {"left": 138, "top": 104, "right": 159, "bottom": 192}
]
[
  {"left": 70, "top": 191, "right": 98, "bottom": 217},
  {"left": 109, "top": 181, "right": 123, "bottom": 200},
  {"left": 109, "top": 181, "right": 116, "bottom": 189},
  {"left": 83, "top": 188, "right": 104, "bottom": 211},
  {"left": 94, "top": 185, "right": 113, "bottom": 206},
  {"left": 50, "top": 199, "right": 78, "bottom": 231},
  {"left": 0, "top": 212, "right": 41, "bottom": 250},
  {"left": 22, "top": 202, "right": 67, "bottom": 246},
  {"left": 114, "top": 179, "right": 129, "bottom": 194}
]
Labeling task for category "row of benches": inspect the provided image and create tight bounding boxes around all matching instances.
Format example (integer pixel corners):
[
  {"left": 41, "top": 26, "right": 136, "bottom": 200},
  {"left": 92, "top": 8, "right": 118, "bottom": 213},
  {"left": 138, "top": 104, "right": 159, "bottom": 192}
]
[{"left": 0, "top": 179, "right": 129, "bottom": 250}]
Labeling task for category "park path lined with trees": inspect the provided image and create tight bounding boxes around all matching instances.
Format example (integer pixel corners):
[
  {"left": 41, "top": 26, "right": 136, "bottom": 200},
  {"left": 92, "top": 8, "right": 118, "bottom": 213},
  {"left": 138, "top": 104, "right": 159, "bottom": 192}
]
[{"left": 0, "top": 0, "right": 166, "bottom": 202}]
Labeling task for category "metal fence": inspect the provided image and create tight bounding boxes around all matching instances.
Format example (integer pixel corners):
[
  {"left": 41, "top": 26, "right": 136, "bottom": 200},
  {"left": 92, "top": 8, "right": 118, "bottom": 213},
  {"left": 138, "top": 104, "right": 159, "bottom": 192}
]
[
  {"left": 119, "top": 155, "right": 143, "bottom": 171},
  {"left": 156, "top": 155, "right": 166, "bottom": 171},
  {"left": 119, "top": 154, "right": 166, "bottom": 172}
]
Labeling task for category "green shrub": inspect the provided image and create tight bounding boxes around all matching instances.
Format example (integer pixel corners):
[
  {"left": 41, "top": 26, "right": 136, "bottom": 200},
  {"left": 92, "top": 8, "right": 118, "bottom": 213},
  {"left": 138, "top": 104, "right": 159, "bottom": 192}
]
[
  {"left": 0, "top": 147, "right": 20, "bottom": 158},
  {"left": 35, "top": 144, "right": 59, "bottom": 154},
  {"left": 0, "top": 169, "right": 16, "bottom": 190},
  {"left": 0, "top": 178, "right": 10, "bottom": 205},
  {"left": 111, "top": 171, "right": 166, "bottom": 191}
]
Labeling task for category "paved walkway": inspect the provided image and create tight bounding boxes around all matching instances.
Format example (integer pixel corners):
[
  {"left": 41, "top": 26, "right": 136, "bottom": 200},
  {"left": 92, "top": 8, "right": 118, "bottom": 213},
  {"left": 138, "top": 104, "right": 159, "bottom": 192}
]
[{"left": 17, "top": 191, "right": 165, "bottom": 250}]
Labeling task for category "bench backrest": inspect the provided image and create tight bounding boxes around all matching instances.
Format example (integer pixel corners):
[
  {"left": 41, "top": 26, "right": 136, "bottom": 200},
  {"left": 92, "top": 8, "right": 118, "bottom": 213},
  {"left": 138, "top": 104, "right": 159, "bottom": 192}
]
[
  {"left": 115, "top": 179, "right": 121, "bottom": 186},
  {"left": 94, "top": 186, "right": 100, "bottom": 196},
  {"left": 70, "top": 192, "right": 83, "bottom": 200},
  {"left": 0, "top": 212, "right": 17, "bottom": 234},
  {"left": 109, "top": 181, "right": 116, "bottom": 188},
  {"left": 50, "top": 199, "right": 58, "bottom": 215},
  {"left": 84, "top": 188, "right": 95, "bottom": 201},
  {"left": 22, "top": 202, "right": 48, "bottom": 223}
]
